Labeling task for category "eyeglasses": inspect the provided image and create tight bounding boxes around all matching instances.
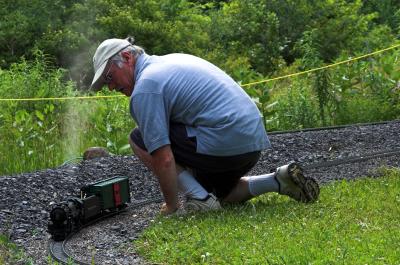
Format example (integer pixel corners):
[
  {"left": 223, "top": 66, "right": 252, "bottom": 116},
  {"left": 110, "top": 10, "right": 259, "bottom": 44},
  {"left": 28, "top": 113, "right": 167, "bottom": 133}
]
[{"left": 104, "top": 63, "right": 113, "bottom": 84}]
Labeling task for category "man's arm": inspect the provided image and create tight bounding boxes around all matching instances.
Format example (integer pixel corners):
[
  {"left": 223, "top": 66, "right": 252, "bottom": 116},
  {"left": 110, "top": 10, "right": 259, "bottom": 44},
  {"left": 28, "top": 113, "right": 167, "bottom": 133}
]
[{"left": 151, "top": 145, "right": 179, "bottom": 214}]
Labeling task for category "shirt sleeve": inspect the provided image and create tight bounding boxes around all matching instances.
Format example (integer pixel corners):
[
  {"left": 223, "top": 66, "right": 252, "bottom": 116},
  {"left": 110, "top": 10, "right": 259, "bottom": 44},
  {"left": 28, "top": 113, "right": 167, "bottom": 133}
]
[{"left": 130, "top": 79, "right": 170, "bottom": 154}]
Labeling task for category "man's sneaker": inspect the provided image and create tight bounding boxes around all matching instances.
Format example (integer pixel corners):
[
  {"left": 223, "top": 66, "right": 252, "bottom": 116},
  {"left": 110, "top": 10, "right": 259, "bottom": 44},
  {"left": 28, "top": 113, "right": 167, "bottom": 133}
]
[
  {"left": 275, "top": 162, "right": 320, "bottom": 203},
  {"left": 185, "top": 193, "right": 222, "bottom": 213}
]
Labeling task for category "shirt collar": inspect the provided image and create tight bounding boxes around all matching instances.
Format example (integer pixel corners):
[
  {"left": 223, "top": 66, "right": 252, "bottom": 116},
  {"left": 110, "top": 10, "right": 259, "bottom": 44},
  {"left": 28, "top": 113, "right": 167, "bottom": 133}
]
[{"left": 134, "top": 52, "right": 151, "bottom": 83}]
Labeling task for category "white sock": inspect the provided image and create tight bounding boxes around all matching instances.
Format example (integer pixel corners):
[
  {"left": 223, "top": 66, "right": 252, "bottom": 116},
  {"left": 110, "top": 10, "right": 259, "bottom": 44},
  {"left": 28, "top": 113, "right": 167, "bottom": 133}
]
[
  {"left": 177, "top": 170, "right": 208, "bottom": 200},
  {"left": 247, "top": 173, "right": 279, "bottom": 196}
]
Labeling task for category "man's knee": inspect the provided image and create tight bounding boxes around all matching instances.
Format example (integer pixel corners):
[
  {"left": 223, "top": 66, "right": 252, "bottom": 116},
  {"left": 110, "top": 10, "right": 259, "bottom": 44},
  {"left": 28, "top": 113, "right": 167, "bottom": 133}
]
[
  {"left": 128, "top": 134, "right": 145, "bottom": 154},
  {"left": 129, "top": 128, "right": 147, "bottom": 152},
  {"left": 128, "top": 134, "right": 135, "bottom": 150}
]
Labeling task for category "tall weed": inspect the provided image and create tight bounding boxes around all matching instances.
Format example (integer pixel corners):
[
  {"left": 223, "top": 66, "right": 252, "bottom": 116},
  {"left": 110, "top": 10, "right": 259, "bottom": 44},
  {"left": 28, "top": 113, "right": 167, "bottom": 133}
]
[
  {"left": 271, "top": 82, "right": 320, "bottom": 130},
  {"left": 269, "top": 49, "right": 400, "bottom": 130},
  {"left": 1, "top": 49, "right": 399, "bottom": 175},
  {"left": 0, "top": 55, "right": 133, "bottom": 175}
]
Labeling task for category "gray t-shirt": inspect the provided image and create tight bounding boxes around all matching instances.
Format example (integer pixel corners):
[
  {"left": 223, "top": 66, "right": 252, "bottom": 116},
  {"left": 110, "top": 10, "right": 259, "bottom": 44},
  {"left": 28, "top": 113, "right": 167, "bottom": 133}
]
[{"left": 129, "top": 53, "right": 271, "bottom": 156}]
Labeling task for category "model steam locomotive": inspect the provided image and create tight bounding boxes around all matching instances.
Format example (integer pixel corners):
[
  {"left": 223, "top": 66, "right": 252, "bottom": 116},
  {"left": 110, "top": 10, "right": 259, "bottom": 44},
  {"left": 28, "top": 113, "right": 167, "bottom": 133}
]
[{"left": 48, "top": 176, "right": 131, "bottom": 241}]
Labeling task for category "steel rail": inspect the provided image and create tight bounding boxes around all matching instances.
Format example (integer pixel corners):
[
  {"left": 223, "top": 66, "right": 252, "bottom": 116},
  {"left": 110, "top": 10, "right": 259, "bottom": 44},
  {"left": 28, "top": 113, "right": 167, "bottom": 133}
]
[
  {"left": 304, "top": 148, "right": 400, "bottom": 170},
  {"left": 268, "top": 119, "right": 399, "bottom": 135}
]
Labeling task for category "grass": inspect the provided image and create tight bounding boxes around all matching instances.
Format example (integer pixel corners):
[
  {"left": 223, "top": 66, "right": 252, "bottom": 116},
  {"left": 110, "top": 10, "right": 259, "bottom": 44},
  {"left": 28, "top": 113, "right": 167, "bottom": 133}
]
[
  {"left": 135, "top": 169, "right": 400, "bottom": 265},
  {"left": 0, "top": 235, "right": 33, "bottom": 265},
  {"left": 0, "top": 234, "right": 72, "bottom": 265}
]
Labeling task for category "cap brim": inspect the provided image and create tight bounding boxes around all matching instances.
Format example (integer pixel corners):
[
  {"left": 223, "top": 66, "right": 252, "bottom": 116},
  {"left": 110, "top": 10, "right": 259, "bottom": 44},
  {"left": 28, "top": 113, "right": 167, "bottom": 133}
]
[{"left": 90, "top": 60, "right": 108, "bottom": 91}]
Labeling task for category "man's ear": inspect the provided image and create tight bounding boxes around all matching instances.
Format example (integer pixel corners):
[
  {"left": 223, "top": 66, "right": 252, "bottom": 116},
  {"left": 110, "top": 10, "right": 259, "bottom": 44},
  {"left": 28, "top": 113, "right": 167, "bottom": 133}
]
[{"left": 121, "top": 50, "right": 132, "bottom": 62}]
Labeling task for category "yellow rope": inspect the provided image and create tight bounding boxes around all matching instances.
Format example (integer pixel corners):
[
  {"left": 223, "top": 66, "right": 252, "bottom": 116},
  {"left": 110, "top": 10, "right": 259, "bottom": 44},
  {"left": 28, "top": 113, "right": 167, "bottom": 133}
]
[
  {"left": 241, "top": 41, "right": 400, "bottom": 87},
  {"left": 0, "top": 94, "right": 125, "bottom": 102},
  {"left": 242, "top": 42, "right": 400, "bottom": 87},
  {"left": 1, "top": 43, "right": 399, "bottom": 101}
]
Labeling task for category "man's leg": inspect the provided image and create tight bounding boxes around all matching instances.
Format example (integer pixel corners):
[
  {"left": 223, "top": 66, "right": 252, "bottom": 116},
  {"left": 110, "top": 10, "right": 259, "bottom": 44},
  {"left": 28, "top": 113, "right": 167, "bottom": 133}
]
[
  {"left": 177, "top": 169, "right": 209, "bottom": 200},
  {"left": 129, "top": 137, "right": 155, "bottom": 171},
  {"left": 223, "top": 173, "right": 279, "bottom": 203},
  {"left": 223, "top": 163, "right": 320, "bottom": 203},
  {"left": 129, "top": 136, "right": 209, "bottom": 200}
]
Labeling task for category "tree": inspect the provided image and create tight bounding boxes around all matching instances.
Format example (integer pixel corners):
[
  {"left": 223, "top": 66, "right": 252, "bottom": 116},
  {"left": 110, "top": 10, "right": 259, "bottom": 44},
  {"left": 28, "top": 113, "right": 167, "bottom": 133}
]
[
  {"left": 294, "top": 0, "right": 377, "bottom": 63},
  {"left": 361, "top": 0, "right": 400, "bottom": 33},
  {"left": 209, "top": 0, "right": 283, "bottom": 75}
]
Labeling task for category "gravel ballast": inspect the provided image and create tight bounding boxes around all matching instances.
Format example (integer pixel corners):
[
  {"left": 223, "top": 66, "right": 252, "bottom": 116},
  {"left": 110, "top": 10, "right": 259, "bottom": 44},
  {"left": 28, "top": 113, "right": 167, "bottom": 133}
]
[{"left": 1, "top": 121, "right": 399, "bottom": 264}]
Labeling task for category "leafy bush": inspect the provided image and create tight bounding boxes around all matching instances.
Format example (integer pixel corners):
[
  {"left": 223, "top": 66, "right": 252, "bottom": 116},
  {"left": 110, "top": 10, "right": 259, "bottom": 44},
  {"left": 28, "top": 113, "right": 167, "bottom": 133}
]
[
  {"left": 0, "top": 54, "right": 134, "bottom": 175},
  {"left": 265, "top": 46, "right": 400, "bottom": 131}
]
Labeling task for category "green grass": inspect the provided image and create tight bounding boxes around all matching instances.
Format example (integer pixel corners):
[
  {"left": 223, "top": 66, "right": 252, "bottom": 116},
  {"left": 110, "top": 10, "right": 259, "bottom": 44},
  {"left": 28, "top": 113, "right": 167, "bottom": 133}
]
[
  {"left": 0, "top": 234, "right": 74, "bottom": 265},
  {"left": 136, "top": 169, "right": 400, "bottom": 265},
  {"left": 0, "top": 235, "right": 33, "bottom": 265}
]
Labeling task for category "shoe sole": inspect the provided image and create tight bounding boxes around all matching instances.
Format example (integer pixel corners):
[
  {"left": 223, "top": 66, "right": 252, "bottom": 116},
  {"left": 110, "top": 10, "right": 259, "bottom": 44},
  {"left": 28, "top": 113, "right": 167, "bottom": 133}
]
[{"left": 288, "top": 163, "right": 320, "bottom": 203}]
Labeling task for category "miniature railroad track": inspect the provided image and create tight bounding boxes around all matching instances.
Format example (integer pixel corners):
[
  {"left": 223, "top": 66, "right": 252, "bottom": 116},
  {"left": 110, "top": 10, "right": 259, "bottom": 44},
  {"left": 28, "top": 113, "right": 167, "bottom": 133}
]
[
  {"left": 49, "top": 238, "right": 87, "bottom": 265},
  {"left": 304, "top": 148, "right": 400, "bottom": 170},
  {"left": 49, "top": 196, "right": 164, "bottom": 265},
  {"left": 48, "top": 120, "right": 400, "bottom": 264},
  {"left": 49, "top": 210, "right": 125, "bottom": 265},
  {"left": 268, "top": 119, "right": 400, "bottom": 135}
]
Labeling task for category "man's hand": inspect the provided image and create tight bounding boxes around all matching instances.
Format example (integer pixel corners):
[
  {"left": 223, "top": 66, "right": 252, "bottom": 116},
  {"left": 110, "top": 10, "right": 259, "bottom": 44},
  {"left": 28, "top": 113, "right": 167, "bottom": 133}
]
[{"left": 160, "top": 202, "right": 178, "bottom": 216}]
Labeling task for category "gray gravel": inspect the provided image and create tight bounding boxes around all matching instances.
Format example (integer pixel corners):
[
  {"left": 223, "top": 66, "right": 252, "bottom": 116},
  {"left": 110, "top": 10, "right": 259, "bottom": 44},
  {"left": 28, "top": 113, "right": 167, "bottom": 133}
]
[{"left": 1, "top": 120, "right": 399, "bottom": 264}]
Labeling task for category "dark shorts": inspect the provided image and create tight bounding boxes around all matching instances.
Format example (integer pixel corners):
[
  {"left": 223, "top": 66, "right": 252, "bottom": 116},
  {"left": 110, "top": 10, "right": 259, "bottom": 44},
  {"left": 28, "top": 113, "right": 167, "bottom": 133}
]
[{"left": 130, "top": 123, "right": 261, "bottom": 199}]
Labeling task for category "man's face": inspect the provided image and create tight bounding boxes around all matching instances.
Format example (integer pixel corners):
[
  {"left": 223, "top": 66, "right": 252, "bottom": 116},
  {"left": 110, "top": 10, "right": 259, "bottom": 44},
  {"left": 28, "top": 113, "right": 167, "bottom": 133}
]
[{"left": 104, "top": 52, "right": 135, "bottom": 97}]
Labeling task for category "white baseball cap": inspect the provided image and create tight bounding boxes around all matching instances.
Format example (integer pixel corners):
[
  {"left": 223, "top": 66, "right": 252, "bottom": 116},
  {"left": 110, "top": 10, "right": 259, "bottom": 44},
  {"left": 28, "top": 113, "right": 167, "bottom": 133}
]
[{"left": 91, "top": 38, "right": 131, "bottom": 90}]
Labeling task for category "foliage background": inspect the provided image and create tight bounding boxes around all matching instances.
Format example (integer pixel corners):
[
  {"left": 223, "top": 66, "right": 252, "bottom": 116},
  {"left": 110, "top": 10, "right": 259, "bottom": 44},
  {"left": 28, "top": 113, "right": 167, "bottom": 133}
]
[{"left": 0, "top": 0, "right": 399, "bottom": 175}]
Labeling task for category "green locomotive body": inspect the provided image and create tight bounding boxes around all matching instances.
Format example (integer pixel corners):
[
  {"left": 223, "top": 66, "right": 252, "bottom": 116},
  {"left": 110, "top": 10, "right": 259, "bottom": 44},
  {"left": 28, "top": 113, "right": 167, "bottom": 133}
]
[{"left": 81, "top": 176, "right": 130, "bottom": 209}]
